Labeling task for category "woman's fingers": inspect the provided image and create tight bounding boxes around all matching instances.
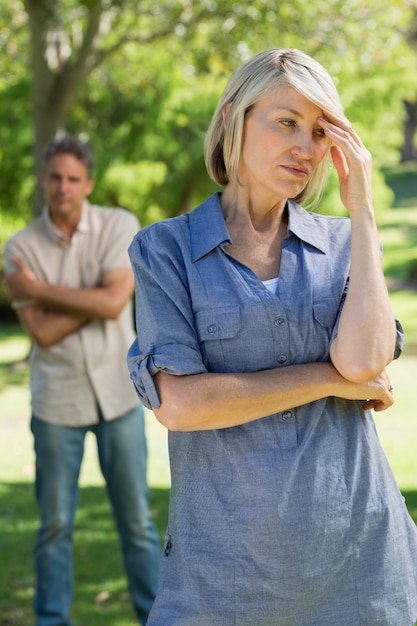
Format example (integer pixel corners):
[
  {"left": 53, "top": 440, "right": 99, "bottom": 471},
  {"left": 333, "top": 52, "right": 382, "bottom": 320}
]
[
  {"left": 318, "top": 116, "right": 372, "bottom": 213},
  {"left": 361, "top": 371, "right": 394, "bottom": 412},
  {"left": 319, "top": 117, "right": 366, "bottom": 155},
  {"left": 330, "top": 145, "right": 349, "bottom": 179}
]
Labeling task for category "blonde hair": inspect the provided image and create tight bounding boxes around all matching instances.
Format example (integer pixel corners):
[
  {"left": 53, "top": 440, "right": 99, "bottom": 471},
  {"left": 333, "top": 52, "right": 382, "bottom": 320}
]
[{"left": 204, "top": 48, "right": 348, "bottom": 208}]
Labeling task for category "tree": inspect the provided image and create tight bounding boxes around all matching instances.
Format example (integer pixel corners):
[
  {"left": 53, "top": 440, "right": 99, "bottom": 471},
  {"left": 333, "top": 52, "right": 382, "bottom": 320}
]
[
  {"left": 400, "top": 4, "right": 417, "bottom": 161},
  {"left": 1, "top": 0, "right": 415, "bottom": 220},
  {"left": 24, "top": 0, "right": 220, "bottom": 214}
]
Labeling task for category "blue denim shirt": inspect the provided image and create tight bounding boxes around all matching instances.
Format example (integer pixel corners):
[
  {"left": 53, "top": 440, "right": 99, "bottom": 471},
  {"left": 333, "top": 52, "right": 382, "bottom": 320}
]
[{"left": 128, "top": 193, "right": 417, "bottom": 626}]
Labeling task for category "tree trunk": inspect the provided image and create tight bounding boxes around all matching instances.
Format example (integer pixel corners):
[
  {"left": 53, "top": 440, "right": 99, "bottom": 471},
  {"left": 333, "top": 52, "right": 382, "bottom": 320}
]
[
  {"left": 400, "top": 99, "right": 417, "bottom": 163},
  {"left": 25, "top": 0, "right": 102, "bottom": 215}
]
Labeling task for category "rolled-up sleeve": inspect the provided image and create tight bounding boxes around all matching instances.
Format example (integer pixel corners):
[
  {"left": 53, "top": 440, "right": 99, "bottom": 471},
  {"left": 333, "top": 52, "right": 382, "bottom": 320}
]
[
  {"left": 393, "top": 317, "right": 404, "bottom": 359},
  {"left": 127, "top": 224, "right": 207, "bottom": 409}
]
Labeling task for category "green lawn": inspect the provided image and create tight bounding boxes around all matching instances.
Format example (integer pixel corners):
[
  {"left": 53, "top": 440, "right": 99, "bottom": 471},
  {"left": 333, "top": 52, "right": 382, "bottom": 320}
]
[
  {"left": 1, "top": 168, "right": 417, "bottom": 624},
  {"left": 0, "top": 328, "right": 170, "bottom": 625}
]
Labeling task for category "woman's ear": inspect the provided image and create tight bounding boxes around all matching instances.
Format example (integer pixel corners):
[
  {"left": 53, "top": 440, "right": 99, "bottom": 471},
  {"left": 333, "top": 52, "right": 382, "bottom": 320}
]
[{"left": 222, "top": 102, "right": 233, "bottom": 129}]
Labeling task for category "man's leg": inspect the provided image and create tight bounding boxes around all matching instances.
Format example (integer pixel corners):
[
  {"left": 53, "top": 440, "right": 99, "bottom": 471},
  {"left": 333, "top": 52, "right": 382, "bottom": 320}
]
[
  {"left": 31, "top": 416, "right": 86, "bottom": 626},
  {"left": 95, "top": 406, "right": 160, "bottom": 625}
]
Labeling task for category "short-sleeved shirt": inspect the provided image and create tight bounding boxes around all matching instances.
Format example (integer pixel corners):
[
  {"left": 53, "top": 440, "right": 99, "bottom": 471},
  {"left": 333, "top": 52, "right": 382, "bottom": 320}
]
[
  {"left": 4, "top": 202, "right": 140, "bottom": 425},
  {"left": 127, "top": 193, "right": 417, "bottom": 626}
]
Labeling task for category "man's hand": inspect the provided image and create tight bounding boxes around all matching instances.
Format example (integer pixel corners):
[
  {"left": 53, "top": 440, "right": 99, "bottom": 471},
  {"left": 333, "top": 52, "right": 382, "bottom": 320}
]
[{"left": 6, "top": 256, "right": 40, "bottom": 301}]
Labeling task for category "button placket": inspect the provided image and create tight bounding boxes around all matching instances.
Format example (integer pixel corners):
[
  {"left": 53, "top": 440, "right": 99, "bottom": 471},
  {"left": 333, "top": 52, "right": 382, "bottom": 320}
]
[
  {"left": 269, "top": 302, "right": 289, "bottom": 367},
  {"left": 279, "top": 409, "right": 298, "bottom": 449}
]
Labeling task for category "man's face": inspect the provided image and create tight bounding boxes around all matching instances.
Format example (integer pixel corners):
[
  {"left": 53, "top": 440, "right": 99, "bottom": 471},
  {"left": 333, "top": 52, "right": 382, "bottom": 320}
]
[{"left": 42, "top": 153, "right": 94, "bottom": 222}]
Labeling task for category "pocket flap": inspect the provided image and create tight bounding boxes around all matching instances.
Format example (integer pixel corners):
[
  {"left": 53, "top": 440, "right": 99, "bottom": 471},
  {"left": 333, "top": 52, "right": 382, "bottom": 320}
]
[{"left": 195, "top": 306, "right": 241, "bottom": 340}]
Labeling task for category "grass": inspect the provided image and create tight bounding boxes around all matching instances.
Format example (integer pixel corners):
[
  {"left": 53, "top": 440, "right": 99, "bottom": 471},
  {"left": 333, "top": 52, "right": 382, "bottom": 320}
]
[
  {"left": 0, "top": 328, "right": 170, "bottom": 625},
  {"left": 0, "top": 481, "right": 170, "bottom": 625},
  {"left": 1, "top": 165, "right": 417, "bottom": 624}
]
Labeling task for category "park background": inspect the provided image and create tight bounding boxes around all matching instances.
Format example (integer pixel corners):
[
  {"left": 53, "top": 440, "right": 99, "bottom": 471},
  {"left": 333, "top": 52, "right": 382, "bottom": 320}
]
[{"left": 0, "top": 1, "right": 417, "bottom": 624}]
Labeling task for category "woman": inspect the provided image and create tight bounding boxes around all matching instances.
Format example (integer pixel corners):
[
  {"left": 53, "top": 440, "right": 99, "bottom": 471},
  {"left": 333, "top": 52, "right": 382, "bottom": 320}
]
[{"left": 128, "top": 49, "right": 417, "bottom": 625}]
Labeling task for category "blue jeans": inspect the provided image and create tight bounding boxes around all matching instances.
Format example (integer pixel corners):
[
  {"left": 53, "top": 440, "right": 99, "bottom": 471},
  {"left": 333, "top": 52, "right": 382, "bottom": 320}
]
[{"left": 31, "top": 406, "right": 160, "bottom": 626}]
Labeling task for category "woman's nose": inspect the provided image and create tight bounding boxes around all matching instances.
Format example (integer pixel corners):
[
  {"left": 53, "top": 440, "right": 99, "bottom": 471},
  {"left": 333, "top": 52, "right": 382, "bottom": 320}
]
[{"left": 290, "top": 134, "right": 313, "bottom": 159}]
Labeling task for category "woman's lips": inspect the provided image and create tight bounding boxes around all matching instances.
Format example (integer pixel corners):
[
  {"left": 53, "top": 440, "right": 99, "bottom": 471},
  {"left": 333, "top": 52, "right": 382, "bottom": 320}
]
[{"left": 280, "top": 163, "right": 310, "bottom": 177}]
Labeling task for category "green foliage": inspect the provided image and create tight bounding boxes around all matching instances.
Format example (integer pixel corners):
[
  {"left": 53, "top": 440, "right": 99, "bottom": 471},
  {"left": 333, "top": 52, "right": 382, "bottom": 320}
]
[
  {"left": 379, "top": 202, "right": 417, "bottom": 287},
  {"left": 0, "top": 3, "right": 32, "bottom": 217},
  {"left": 317, "top": 163, "right": 394, "bottom": 222},
  {"left": 0, "top": 0, "right": 416, "bottom": 226},
  {"left": 99, "top": 160, "right": 169, "bottom": 225},
  {"left": 0, "top": 80, "right": 34, "bottom": 218},
  {"left": 72, "top": 47, "right": 221, "bottom": 221},
  {"left": 0, "top": 213, "right": 32, "bottom": 310}
]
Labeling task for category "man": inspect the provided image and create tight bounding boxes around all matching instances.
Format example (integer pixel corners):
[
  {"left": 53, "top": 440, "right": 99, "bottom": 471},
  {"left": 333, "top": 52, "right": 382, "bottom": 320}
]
[{"left": 4, "top": 134, "right": 160, "bottom": 626}]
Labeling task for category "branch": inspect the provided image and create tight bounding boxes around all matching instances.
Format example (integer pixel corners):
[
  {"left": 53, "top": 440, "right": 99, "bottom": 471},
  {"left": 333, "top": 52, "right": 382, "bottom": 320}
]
[
  {"left": 72, "top": 2, "right": 103, "bottom": 78},
  {"left": 49, "top": 3, "right": 104, "bottom": 116},
  {"left": 24, "top": 0, "right": 54, "bottom": 92},
  {"left": 86, "top": 7, "right": 215, "bottom": 74}
]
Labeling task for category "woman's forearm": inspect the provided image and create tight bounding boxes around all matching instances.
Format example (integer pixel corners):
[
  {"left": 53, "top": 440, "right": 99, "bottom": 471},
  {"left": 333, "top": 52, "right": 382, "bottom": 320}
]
[
  {"left": 330, "top": 210, "right": 396, "bottom": 382},
  {"left": 153, "top": 363, "right": 393, "bottom": 432}
]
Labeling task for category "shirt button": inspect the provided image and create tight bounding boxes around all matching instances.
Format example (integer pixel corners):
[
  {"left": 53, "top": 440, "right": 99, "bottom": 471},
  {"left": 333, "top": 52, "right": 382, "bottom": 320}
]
[
  {"left": 276, "top": 354, "right": 287, "bottom": 364},
  {"left": 282, "top": 411, "right": 293, "bottom": 421},
  {"left": 207, "top": 324, "right": 217, "bottom": 334},
  {"left": 274, "top": 317, "right": 285, "bottom": 326}
]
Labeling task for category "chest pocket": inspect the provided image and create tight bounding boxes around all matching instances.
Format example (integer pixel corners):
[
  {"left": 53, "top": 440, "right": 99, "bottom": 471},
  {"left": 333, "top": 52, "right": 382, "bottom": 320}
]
[
  {"left": 306, "top": 297, "right": 342, "bottom": 362},
  {"left": 313, "top": 298, "right": 340, "bottom": 329},
  {"left": 195, "top": 306, "right": 241, "bottom": 373}
]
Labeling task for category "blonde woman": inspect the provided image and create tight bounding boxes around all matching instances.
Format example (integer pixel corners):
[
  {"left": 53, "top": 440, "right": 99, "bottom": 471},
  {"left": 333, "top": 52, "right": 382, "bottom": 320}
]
[{"left": 128, "top": 49, "right": 417, "bottom": 625}]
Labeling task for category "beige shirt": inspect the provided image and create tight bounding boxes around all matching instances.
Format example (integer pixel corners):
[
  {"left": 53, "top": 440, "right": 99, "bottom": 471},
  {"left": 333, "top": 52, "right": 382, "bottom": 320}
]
[{"left": 4, "top": 202, "right": 141, "bottom": 425}]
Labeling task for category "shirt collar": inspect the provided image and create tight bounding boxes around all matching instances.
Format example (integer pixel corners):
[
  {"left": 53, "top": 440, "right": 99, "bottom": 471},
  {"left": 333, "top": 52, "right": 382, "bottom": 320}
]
[
  {"left": 189, "top": 193, "right": 231, "bottom": 262},
  {"left": 43, "top": 201, "right": 91, "bottom": 243},
  {"left": 286, "top": 200, "right": 329, "bottom": 254},
  {"left": 189, "top": 193, "right": 330, "bottom": 262}
]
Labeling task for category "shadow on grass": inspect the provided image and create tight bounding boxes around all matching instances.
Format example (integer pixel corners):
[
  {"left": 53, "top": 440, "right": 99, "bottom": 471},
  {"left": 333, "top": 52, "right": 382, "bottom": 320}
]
[
  {"left": 0, "top": 482, "right": 169, "bottom": 626},
  {"left": 381, "top": 219, "right": 417, "bottom": 284}
]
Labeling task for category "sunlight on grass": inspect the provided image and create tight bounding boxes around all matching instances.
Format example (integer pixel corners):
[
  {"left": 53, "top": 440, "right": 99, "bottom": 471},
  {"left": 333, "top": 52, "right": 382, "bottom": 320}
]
[
  {"left": 376, "top": 355, "right": 417, "bottom": 490},
  {"left": 76, "top": 411, "right": 170, "bottom": 489},
  {"left": 0, "top": 330, "right": 30, "bottom": 362},
  {"left": 389, "top": 290, "right": 417, "bottom": 349}
]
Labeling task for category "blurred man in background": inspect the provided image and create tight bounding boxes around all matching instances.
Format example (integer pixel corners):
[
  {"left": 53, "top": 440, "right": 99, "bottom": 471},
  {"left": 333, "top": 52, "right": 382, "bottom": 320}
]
[{"left": 4, "top": 134, "right": 159, "bottom": 626}]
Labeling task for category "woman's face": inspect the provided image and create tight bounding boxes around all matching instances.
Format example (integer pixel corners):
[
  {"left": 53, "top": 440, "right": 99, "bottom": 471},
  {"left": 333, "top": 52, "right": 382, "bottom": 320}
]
[{"left": 237, "top": 85, "right": 330, "bottom": 203}]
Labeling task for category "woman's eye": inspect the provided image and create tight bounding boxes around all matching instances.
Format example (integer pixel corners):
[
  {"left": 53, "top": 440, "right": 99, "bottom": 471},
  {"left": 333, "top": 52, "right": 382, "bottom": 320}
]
[
  {"left": 280, "top": 119, "right": 295, "bottom": 128},
  {"left": 276, "top": 120, "right": 327, "bottom": 139}
]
